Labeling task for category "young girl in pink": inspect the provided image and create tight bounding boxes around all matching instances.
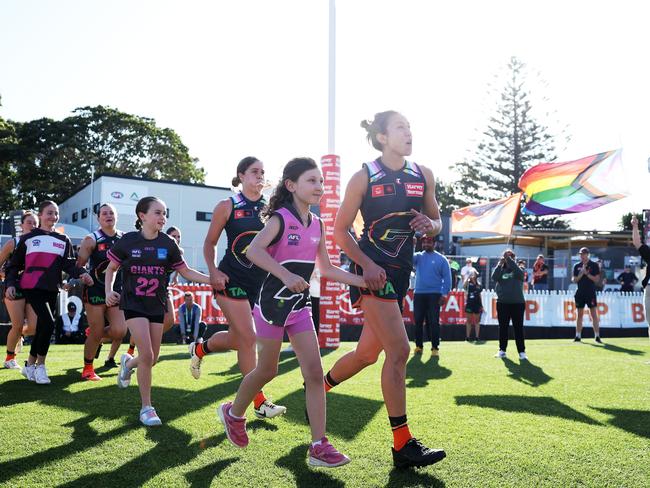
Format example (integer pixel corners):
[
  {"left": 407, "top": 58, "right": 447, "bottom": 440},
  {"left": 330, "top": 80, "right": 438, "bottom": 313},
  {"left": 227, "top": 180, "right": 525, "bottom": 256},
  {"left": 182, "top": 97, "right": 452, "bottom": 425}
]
[{"left": 219, "top": 157, "right": 365, "bottom": 468}]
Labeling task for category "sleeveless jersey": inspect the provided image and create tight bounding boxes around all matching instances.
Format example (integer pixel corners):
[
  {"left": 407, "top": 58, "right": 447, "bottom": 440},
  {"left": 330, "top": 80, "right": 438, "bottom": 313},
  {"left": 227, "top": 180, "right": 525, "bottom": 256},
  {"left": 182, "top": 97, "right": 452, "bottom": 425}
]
[
  {"left": 88, "top": 229, "right": 124, "bottom": 291},
  {"left": 254, "top": 205, "right": 321, "bottom": 326},
  {"left": 1, "top": 237, "right": 19, "bottom": 276},
  {"left": 358, "top": 158, "right": 427, "bottom": 269},
  {"left": 218, "top": 193, "right": 267, "bottom": 285}
]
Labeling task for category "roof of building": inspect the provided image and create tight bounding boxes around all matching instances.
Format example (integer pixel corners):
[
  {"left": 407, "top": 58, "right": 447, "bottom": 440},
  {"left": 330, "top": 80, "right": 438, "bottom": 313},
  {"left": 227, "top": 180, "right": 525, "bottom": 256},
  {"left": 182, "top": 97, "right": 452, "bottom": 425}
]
[{"left": 59, "top": 173, "right": 230, "bottom": 206}]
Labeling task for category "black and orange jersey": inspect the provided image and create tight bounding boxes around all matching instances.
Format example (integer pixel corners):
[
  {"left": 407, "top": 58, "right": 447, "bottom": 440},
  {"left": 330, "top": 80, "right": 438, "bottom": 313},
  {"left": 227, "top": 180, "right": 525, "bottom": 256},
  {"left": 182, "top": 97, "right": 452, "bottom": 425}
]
[
  {"left": 358, "top": 158, "right": 426, "bottom": 270},
  {"left": 218, "top": 193, "right": 267, "bottom": 287},
  {"left": 87, "top": 229, "right": 124, "bottom": 294}
]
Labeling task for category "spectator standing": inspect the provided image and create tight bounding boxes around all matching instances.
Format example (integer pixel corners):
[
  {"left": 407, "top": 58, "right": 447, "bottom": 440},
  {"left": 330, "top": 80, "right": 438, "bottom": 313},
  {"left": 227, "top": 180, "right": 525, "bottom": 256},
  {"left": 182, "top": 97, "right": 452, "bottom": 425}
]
[
  {"left": 412, "top": 236, "right": 451, "bottom": 356},
  {"left": 448, "top": 258, "right": 460, "bottom": 290},
  {"left": 464, "top": 271, "right": 483, "bottom": 341},
  {"left": 179, "top": 292, "right": 205, "bottom": 345},
  {"left": 460, "top": 258, "right": 476, "bottom": 288},
  {"left": 573, "top": 247, "right": 602, "bottom": 343},
  {"left": 492, "top": 249, "right": 527, "bottom": 360},
  {"left": 532, "top": 255, "right": 550, "bottom": 291},
  {"left": 617, "top": 266, "right": 638, "bottom": 292},
  {"left": 631, "top": 215, "right": 650, "bottom": 335},
  {"left": 518, "top": 260, "right": 530, "bottom": 292},
  {"left": 595, "top": 259, "right": 607, "bottom": 292}
]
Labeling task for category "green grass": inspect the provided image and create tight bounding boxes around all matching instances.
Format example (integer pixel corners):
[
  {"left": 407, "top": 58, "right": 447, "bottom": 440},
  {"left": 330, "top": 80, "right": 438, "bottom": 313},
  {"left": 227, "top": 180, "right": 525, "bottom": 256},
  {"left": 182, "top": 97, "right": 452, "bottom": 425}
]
[{"left": 1, "top": 338, "right": 649, "bottom": 487}]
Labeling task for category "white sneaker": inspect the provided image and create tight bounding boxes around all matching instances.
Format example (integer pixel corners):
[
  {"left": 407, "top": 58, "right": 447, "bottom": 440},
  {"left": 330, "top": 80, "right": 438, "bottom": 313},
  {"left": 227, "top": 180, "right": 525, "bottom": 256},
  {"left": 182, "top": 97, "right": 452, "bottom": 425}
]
[
  {"left": 494, "top": 350, "right": 506, "bottom": 359},
  {"left": 34, "top": 364, "right": 51, "bottom": 384},
  {"left": 254, "top": 399, "right": 287, "bottom": 419},
  {"left": 117, "top": 353, "right": 133, "bottom": 388},
  {"left": 22, "top": 364, "right": 36, "bottom": 381},
  {"left": 189, "top": 342, "right": 202, "bottom": 379},
  {"left": 519, "top": 352, "right": 528, "bottom": 360},
  {"left": 4, "top": 359, "right": 21, "bottom": 370},
  {"left": 139, "top": 406, "right": 162, "bottom": 426}
]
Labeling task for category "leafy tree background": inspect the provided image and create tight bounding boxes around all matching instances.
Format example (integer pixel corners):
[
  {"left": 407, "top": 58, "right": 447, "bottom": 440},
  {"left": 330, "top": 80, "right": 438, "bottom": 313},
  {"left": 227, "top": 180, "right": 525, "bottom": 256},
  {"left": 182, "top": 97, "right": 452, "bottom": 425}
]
[
  {"left": 450, "top": 57, "right": 569, "bottom": 229},
  {"left": 1, "top": 105, "right": 204, "bottom": 212}
]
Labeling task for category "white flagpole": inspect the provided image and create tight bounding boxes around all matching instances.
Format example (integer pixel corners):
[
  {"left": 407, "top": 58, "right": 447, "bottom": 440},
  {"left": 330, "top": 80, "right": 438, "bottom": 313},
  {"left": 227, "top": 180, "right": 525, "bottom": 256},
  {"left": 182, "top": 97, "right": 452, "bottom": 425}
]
[{"left": 328, "top": 0, "right": 336, "bottom": 154}]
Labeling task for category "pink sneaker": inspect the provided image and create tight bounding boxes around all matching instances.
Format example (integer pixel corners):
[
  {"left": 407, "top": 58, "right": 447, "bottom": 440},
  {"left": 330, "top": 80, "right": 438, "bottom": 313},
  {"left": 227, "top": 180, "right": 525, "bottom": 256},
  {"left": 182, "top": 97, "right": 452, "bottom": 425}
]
[
  {"left": 308, "top": 437, "right": 351, "bottom": 468},
  {"left": 218, "top": 402, "right": 248, "bottom": 448}
]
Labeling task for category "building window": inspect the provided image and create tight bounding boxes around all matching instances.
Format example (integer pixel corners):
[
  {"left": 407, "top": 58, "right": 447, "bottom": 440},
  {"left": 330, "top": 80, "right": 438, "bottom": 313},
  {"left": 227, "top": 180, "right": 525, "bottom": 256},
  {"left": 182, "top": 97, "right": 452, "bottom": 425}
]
[
  {"left": 72, "top": 212, "right": 78, "bottom": 223},
  {"left": 196, "top": 211, "right": 212, "bottom": 222},
  {"left": 166, "top": 208, "right": 170, "bottom": 218},
  {"left": 81, "top": 208, "right": 88, "bottom": 219},
  {"left": 93, "top": 203, "right": 100, "bottom": 215}
]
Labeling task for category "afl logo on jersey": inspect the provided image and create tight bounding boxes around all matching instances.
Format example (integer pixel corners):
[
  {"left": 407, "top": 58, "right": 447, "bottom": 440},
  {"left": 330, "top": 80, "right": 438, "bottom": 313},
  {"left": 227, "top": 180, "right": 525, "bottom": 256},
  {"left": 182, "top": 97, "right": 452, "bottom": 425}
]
[
  {"left": 32, "top": 239, "right": 41, "bottom": 247},
  {"left": 287, "top": 234, "right": 301, "bottom": 246},
  {"left": 234, "top": 209, "right": 253, "bottom": 219},
  {"left": 131, "top": 249, "right": 141, "bottom": 258},
  {"left": 404, "top": 182, "right": 424, "bottom": 197},
  {"left": 371, "top": 184, "right": 395, "bottom": 198},
  {"left": 111, "top": 191, "right": 124, "bottom": 199}
]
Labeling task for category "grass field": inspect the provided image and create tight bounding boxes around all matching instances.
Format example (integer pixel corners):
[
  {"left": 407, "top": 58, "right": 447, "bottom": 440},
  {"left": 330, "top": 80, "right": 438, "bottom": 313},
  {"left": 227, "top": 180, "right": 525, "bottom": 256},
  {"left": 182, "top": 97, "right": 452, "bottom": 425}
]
[{"left": 1, "top": 337, "right": 649, "bottom": 488}]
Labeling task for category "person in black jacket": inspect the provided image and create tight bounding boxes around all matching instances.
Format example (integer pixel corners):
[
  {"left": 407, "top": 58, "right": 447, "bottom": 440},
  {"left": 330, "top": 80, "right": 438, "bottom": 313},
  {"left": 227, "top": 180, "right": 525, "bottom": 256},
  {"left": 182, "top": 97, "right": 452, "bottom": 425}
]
[
  {"left": 631, "top": 215, "right": 650, "bottom": 335},
  {"left": 5, "top": 201, "right": 93, "bottom": 384},
  {"left": 491, "top": 249, "right": 527, "bottom": 360}
]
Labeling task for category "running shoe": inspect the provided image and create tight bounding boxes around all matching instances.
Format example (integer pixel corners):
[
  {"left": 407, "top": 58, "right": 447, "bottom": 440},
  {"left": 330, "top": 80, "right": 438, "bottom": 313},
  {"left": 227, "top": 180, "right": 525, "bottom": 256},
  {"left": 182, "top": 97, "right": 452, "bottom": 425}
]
[
  {"left": 22, "top": 364, "right": 36, "bottom": 381},
  {"left": 595, "top": 336, "right": 603, "bottom": 344},
  {"left": 254, "top": 399, "right": 287, "bottom": 419},
  {"left": 4, "top": 359, "right": 21, "bottom": 370},
  {"left": 573, "top": 336, "right": 581, "bottom": 342},
  {"left": 218, "top": 401, "right": 248, "bottom": 448},
  {"left": 104, "top": 357, "right": 118, "bottom": 368},
  {"left": 413, "top": 347, "right": 423, "bottom": 354},
  {"left": 34, "top": 364, "right": 51, "bottom": 385},
  {"left": 139, "top": 406, "right": 162, "bottom": 426},
  {"left": 81, "top": 366, "right": 102, "bottom": 381},
  {"left": 308, "top": 437, "right": 351, "bottom": 468},
  {"left": 189, "top": 342, "right": 202, "bottom": 379},
  {"left": 519, "top": 352, "right": 528, "bottom": 360},
  {"left": 494, "top": 350, "right": 506, "bottom": 359},
  {"left": 392, "top": 438, "right": 446, "bottom": 469},
  {"left": 117, "top": 353, "right": 133, "bottom": 388}
]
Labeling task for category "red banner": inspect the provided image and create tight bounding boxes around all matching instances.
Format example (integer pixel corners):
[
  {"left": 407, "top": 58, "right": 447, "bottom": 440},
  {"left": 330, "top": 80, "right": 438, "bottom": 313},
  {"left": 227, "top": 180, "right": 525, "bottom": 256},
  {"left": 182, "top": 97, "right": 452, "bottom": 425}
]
[
  {"left": 171, "top": 284, "right": 469, "bottom": 327},
  {"left": 318, "top": 155, "right": 342, "bottom": 348}
]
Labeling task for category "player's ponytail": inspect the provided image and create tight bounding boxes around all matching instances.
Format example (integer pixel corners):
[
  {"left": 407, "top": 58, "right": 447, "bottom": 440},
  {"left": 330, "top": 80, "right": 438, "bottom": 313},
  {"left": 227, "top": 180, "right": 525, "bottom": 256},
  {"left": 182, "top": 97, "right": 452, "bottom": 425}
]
[
  {"left": 262, "top": 157, "right": 318, "bottom": 220},
  {"left": 135, "top": 196, "right": 164, "bottom": 230},
  {"left": 232, "top": 156, "right": 260, "bottom": 187},
  {"left": 361, "top": 110, "right": 399, "bottom": 151}
]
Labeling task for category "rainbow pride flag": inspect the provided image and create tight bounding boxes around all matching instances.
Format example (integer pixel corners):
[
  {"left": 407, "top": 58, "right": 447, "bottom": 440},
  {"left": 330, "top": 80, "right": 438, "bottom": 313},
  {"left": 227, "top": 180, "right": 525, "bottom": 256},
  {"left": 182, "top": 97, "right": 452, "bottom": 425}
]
[{"left": 518, "top": 149, "right": 627, "bottom": 216}]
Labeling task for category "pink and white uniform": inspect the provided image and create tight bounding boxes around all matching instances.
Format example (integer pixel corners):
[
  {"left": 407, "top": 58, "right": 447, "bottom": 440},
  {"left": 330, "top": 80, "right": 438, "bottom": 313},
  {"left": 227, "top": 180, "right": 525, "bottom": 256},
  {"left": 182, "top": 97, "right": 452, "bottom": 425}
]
[{"left": 253, "top": 205, "right": 322, "bottom": 339}]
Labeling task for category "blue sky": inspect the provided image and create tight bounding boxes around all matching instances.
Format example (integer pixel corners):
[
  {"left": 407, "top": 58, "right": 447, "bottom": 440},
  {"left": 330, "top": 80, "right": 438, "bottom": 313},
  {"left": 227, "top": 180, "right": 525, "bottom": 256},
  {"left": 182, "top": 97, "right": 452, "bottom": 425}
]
[{"left": 1, "top": 0, "right": 648, "bottom": 229}]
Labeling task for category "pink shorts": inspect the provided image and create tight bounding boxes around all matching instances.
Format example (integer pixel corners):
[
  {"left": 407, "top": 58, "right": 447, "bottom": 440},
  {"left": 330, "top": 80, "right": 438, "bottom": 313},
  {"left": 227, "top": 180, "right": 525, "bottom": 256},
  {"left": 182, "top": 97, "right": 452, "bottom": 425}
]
[{"left": 253, "top": 308, "right": 314, "bottom": 341}]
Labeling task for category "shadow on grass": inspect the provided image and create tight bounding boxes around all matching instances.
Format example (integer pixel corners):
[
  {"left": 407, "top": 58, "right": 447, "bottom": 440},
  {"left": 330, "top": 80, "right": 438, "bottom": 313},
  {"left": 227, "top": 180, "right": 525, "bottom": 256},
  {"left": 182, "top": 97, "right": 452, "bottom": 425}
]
[
  {"left": 406, "top": 354, "right": 452, "bottom": 388},
  {"left": 185, "top": 458, "right": 238, "bottom": 488},
  {"left": 501, "top": 358, "right": 552, "bottom": 387},
  {"left": 387, "top": 467, "right": 446, "bottom": 487},
  {"left": 587, "top": 343, "right": 646, "bottom": 356},
  {"left": 0, "top": 356, "right": 299, "bottom": 486},
  {"left": 455, "top": 395, "right": 600, "bottom": 425},
  {"left": 278, "top": 388, "right": 383, "bottom": 441},
  {"left": 591, "top": 407, "right": 650, "bottom": 439},
  {"left": 275, "top": 443, "right": 345, "bottom": 488}
]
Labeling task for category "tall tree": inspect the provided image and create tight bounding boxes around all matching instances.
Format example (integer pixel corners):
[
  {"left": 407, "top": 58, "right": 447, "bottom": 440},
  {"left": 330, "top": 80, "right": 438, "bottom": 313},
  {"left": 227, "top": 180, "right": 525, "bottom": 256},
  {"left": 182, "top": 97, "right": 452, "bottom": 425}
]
[
  {"left": 9, "top": 105, "right": 205, "bottom": 209},
  {"left": 452, "top": 57, "right": 568, "bottom": 229},
  {"left": 0, "top": 96, "right": 19, "bottom": 215}
]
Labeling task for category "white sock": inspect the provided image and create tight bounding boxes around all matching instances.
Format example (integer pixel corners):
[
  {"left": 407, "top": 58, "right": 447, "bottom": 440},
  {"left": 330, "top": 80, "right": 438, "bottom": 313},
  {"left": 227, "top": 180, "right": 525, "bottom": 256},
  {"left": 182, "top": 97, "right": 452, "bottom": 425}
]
[
  {"left": 312, "top": 439, "right": 323, "bottom": 447},
  {"left": 576, "top": 332, "right": 581, "bottom": 338},
  {"left": 228, "top": 409, "right": 245, "bottom": 420}
]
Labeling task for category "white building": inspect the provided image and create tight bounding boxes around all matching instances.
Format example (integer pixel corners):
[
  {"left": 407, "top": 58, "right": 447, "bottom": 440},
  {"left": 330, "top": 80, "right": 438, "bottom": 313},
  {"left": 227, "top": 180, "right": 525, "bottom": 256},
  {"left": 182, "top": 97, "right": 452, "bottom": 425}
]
[{"left": 58, "top": 174, "right": 232, "bottom": 271}]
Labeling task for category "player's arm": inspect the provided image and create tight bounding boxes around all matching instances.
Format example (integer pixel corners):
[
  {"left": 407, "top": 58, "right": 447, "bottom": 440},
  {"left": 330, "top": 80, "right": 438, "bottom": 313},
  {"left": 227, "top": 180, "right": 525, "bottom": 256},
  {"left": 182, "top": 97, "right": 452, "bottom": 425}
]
[
  {"left": 333, "top": 169, "right": 386, "bottom": 290},
  {"left": 203, "top": 199, "right": 232, "bottom": 290},
  {"left": 315, "top": 226, "right": 365, "bottom": 288},
  {"left": 410, "top": 165, "right": 442, "bottom": 237},
  {"left": 76, "top": 235, "right": 96, "bottom": 268}
]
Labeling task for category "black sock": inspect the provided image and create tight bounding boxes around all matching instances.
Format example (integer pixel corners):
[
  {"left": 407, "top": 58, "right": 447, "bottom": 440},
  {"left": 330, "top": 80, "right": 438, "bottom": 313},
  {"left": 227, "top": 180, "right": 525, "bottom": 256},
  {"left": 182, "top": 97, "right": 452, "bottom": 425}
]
[
  {"left": 389, "top": 414, "right": 408, "bottom": 428},
  {"left": 324, "top": 371, "right": 339, "bottom": 389},
  {"left": 201, "top": 340, "right": 211, "bottom": 354},
  {"left": 84, "top": 357, "right": 94, "bottom": 365}
]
